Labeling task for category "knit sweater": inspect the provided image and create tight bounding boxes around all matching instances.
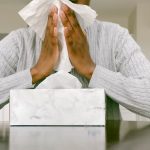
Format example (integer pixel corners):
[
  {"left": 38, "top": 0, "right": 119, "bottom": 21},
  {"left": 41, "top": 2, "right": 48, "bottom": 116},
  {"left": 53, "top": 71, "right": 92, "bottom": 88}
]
[{"left": 0, "top": 20, "right": 150, "bottom": 119}]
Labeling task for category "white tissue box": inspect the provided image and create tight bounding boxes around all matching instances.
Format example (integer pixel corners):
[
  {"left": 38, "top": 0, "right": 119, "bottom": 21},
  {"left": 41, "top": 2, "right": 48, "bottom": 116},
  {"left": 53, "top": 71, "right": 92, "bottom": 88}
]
[{"left": 10, "top": 89, "right": 105, "bottom": 126}]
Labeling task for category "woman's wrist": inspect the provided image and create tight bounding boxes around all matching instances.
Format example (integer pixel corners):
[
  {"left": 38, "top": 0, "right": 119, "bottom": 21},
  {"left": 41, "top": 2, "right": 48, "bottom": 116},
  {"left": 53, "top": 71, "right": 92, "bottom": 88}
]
[
  {"left": 30, "top": 67, "right": 43, "bottom": 84},
  {"left": 85, "top": 63, "right": 96, "bottom": 80}
]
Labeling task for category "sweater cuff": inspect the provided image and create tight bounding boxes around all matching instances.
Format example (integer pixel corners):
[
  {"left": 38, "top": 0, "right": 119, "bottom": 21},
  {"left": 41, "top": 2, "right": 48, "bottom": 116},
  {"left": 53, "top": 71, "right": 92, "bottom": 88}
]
[
  {"left": 89, "top": 65, "right": 111, "bottom": 89},
  {"left": 16, "top": 69, "right": 33, "bottom": 89},
  {"left": 8, "top": 69, "right": 33, "bottom": 89}
]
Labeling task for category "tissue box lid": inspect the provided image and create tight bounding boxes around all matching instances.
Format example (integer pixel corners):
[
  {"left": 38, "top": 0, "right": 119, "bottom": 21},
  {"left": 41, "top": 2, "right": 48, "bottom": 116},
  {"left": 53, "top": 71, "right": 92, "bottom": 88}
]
[{"left": 10, "top": 89, "right": 105, "bottom": 126}]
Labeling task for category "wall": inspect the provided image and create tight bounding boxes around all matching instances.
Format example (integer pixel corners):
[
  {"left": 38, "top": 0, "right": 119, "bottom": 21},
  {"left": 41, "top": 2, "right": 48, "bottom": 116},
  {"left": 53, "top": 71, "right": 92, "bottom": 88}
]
[
  {"left": 97, "top": 15, "right": 129, "bottom": 29},
  {"left": 136, "top": 2, "right": 150, "bottom": 59},
  {"left": 128, "top": 7, "right": 137, "bottom": 38},
  {"left": 0, "top": 3, "right": 27, "bottom": 33}
]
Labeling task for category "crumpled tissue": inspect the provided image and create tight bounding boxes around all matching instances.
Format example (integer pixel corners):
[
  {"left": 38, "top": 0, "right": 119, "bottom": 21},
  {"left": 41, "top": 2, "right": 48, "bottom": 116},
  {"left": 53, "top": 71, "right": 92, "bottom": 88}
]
[{"left": 19, "top": 0, "right": 97, "bottom": 89}]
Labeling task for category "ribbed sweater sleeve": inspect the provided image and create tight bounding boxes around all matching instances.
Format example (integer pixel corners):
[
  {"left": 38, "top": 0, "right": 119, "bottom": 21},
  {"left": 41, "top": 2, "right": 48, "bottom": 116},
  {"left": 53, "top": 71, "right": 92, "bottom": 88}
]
[
  {"left": 0, "top": 31, "right": 32, "bottom": 108},
  {"left": 89, "top": 26, "right": 150, "bottom": 118}
]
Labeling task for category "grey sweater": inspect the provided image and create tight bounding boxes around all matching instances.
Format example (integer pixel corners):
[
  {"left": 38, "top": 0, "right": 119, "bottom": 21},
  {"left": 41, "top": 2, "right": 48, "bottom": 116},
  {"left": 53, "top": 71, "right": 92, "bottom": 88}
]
[{"left": 0, "top": 20, "right": 150, "bottom": 119}]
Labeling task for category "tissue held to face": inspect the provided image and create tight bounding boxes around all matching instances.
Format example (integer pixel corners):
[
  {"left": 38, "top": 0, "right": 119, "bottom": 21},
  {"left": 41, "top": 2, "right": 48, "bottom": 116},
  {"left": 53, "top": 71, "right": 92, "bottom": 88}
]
[
  {"left": 31, "top": 2, "right": 95, "bottom": 84},
  {"left": 69, "top": 0, "right": 90, "bottom": 5}
]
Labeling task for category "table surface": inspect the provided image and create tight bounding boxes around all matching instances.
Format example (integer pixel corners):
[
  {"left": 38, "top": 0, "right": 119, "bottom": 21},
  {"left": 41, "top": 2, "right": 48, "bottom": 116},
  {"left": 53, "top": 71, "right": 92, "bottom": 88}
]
[{"left": 0, "top": 121, "right": 150, "bottom": 150}]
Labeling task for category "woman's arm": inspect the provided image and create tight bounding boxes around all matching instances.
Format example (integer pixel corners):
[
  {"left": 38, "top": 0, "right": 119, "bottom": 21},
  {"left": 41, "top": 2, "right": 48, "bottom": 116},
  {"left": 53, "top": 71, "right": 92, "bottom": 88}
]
[
  {"left": 0, "top": 6, "right": 59, "bottom": 108},
  {"left": 89, "top": 27, "right": 150, "bottom": 118},
  {"left": 0, "top": 31, "right": 33, "bottom": 108}
]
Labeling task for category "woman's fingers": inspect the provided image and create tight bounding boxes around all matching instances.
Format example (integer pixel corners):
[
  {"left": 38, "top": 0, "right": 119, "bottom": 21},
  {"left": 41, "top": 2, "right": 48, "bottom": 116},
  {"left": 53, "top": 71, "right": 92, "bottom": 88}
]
[
  {"left": 61, "top": 4, "right": 83, "bottom": 36},
  {"left": 46, "top": 6, "right": 58, "bottom": 46},
  {"left": 60, "top": 10, "right": 73, "bottom": 36}
]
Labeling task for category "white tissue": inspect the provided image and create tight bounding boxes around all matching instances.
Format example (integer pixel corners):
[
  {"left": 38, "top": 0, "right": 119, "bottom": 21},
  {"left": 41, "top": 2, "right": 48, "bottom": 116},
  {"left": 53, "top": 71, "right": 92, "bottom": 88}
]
[
  {"left": 36, "top": 71, "right": 82, "bottom": 89},
  {"left": 19, "top": 0, "right": 97, "bottom": 72}
]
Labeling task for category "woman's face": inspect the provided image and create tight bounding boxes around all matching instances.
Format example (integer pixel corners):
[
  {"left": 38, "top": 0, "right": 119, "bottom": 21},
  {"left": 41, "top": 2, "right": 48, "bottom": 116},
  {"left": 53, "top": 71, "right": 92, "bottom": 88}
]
[{"left": 70, "top": 0, "right": 90, "bottom": 5}]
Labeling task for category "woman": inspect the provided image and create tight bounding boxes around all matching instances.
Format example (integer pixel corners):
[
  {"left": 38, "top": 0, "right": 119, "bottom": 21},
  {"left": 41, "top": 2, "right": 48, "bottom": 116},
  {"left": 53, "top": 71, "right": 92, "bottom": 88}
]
[{"left": 0, "top": 0, "right": 150, "bottom": 119}]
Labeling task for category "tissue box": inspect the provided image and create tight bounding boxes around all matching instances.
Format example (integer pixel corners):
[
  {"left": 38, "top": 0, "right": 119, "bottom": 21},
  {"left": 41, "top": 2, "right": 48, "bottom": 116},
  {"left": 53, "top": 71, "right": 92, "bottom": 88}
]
[{"left": 10, "top": 89, "right": 105, "bottom": 126}]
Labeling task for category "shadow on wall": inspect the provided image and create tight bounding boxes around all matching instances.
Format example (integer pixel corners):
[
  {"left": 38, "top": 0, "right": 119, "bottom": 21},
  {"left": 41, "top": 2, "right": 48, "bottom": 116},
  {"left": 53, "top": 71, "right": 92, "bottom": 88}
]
[{"left": 0, "top": 34, "right": 7, "bottom": 40}]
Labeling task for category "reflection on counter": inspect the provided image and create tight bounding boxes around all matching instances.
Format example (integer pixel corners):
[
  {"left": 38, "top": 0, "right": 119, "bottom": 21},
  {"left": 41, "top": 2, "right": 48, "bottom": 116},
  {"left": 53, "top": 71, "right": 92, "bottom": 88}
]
[
  {"left": 9, "top": 126, "right": 105, "bottom": 150},
  {"left": 0, "top": 121, "right": 150, "bottom": 150},
  {"left": 107, "top": 121, "right": 150, "bottom": 150}
]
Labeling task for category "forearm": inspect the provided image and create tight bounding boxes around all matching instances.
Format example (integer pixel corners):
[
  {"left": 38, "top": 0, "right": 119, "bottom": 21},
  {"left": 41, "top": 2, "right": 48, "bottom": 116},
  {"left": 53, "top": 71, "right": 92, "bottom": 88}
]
[
  {"left": 0, "top": 69, "right": 33, "bottom": 108},
  {"left": 89, "top": 65, "right": 150, "bottom": 118}
]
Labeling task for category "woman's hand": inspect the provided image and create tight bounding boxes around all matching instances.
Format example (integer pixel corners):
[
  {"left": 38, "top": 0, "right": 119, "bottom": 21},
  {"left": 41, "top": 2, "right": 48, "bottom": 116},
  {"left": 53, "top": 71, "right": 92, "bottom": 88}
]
[
  {"left": 31, "top": 6, "right": 59, "bottom": 84},
  {"left": 60, "top": 4, "right": 95, "bottom": 79}
]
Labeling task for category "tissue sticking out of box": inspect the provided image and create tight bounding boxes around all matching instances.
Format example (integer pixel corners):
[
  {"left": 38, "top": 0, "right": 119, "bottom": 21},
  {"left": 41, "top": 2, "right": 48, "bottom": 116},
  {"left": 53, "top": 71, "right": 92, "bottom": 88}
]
[{"left": 36, "top": 71, "right": 82, "bottom": 89}]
